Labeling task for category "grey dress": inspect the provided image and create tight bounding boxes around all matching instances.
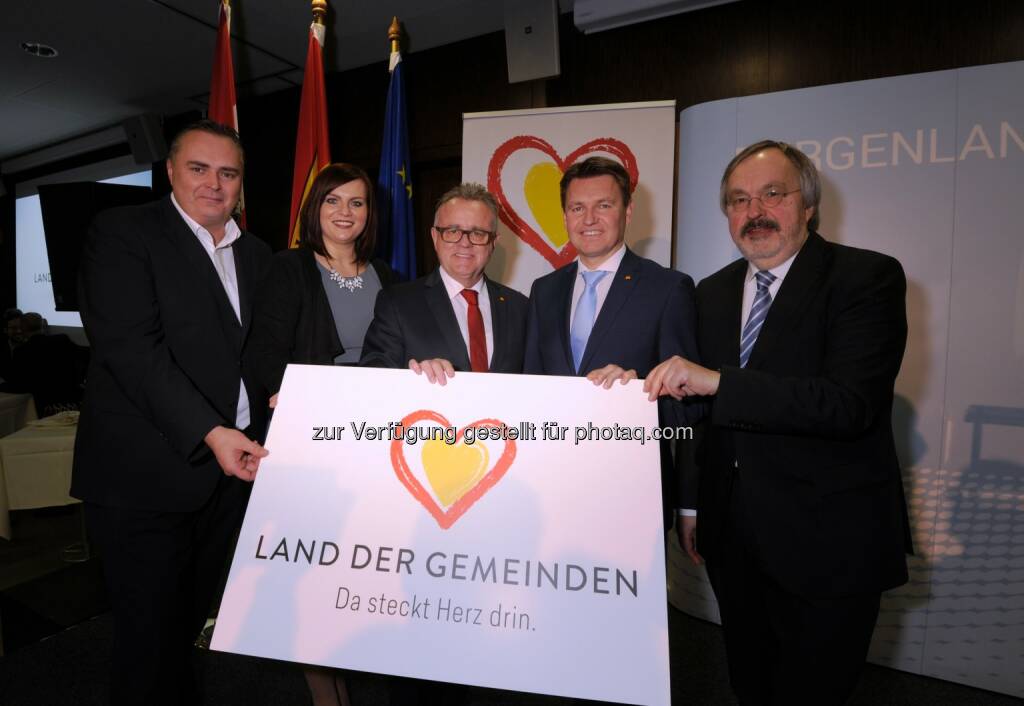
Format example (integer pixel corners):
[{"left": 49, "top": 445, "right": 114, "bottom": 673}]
[{"left": 316, "top": 261, "right": 383, "bottom": 364}]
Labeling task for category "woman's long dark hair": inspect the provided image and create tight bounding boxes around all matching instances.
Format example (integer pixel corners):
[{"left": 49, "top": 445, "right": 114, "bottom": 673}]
[{"left": 299, "top": 163, "right": 378, "bottom": 265}]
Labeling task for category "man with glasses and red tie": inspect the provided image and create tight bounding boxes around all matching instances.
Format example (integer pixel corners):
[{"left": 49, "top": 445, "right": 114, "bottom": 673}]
[
  {"left": 360, "top": 183, "right": 528, "bottom": 378},
  {"left": 645, "top": 140, "right": 912, "bottom": 705},
  {"left": 360, "top": 183, "right": 526, "bottom": 706}
]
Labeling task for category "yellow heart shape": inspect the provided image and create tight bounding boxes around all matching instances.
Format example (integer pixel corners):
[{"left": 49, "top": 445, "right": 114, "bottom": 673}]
[
  {"left": 422, "top": 437, "right": 490, "bottom": 508},
  {"left": 524, "top": 162, "right": 569, "bottom": 249}
]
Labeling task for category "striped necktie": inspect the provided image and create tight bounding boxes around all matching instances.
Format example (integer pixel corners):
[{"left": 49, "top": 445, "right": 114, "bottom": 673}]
[{"left": 739, "top": 270, "right": 777, "bottom": 368}]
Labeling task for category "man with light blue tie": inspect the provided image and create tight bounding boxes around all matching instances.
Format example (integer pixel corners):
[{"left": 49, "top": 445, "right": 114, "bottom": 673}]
[
  {"left": 523, "top": 156, "right": 701, "bottom": 527},
  {"left": 645, "top": 140, "right": 911, "bottom": 705}
]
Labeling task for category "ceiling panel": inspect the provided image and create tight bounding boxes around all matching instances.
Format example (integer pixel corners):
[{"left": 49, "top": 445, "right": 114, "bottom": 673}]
[{"left": 0, "top": 0, "right": 544, "bottom": 163}]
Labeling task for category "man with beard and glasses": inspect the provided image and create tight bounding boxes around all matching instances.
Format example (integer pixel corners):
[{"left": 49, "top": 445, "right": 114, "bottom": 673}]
[{"left": 644, "top": 140, "right": 912, "bottom": 705}]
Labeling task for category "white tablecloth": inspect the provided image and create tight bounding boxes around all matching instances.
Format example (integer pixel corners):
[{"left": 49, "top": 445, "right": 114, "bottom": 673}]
[
  {"left": 0, "top": 415, "right": 78, "bottom": 540},
  {"left": 0, "top": 392, "right": 37, "bottom": 439}
]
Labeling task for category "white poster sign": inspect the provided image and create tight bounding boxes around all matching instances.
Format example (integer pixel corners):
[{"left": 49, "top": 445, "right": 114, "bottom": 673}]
[
  {"left": 213, "top": 365, "right": 671, "bottom": 706},
  {"left": 462, "top": 100, "right": 676, "bottom": 295}
]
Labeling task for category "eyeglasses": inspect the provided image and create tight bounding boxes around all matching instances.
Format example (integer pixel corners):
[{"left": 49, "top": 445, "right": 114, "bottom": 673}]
[
  {"left": 725, "top": 187, "right": 800, "bottom": 213},
  {"left": 433, "top": 225, "right": 496, "bottom": 245}
]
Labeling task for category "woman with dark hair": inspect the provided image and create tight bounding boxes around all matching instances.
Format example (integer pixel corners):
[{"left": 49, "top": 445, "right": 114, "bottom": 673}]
[
  {"left": 249, "top": 163, "right": 394, "bottom": 408},
  {"left": 247, "top": 165, "right": 394, "bottom": 705}
]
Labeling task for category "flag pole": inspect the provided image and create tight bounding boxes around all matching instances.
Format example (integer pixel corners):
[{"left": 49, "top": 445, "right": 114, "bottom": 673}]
[
  {"left": 208, "top": 0, "right": 245, "bottom": 227},
  {"left": 375, "top": 16, "right": 417, "bottom": 279},
  {"left": 287, "top": 0, "right": 332, "bottom": 248},
  {"left": 388, "top": 16, "right": 400, "bottom": 54}
]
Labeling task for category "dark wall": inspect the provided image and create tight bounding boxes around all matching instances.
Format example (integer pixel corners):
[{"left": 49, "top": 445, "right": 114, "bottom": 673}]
[
  {"left": 238, "top": 24, "right": 540, "bottom": 272},
  {"left": 4, "top": 0, "right": 1024, "bottom": 307},
  {"left": 241, "top": 0, "right": 1024, "bottom": 261}
]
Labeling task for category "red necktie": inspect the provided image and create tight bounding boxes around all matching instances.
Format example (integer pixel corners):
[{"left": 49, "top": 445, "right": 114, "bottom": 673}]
[{"left": 460, "top": 288, "right": 488, "bottom": 372}]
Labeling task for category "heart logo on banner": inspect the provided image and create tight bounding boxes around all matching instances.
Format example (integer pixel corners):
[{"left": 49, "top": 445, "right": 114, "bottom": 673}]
[
  {"left": 422, "top": 437, "right": 489, "bottom": 507},
  {"left": 487, "top": 136, "right": 640, "bottom": 269},
  {"left": 390, "top": 410, "right": 517, "bottom": 530}
]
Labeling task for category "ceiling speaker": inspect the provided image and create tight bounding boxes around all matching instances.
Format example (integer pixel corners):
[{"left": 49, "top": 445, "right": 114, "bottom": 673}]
[{"left": 503, "top": 0, "right": 561, "bottom": 84}]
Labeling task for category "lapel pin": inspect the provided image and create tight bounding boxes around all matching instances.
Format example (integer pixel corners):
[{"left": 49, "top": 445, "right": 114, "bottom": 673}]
[
  {"left": 624, "top": 275, "right": 632, "bottom": 281},
  {"left": 499, "top": 295, "right": 505, "bottom": 302}
]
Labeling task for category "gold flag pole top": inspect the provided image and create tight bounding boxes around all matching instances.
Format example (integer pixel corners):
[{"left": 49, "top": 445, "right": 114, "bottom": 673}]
[
  {"left": 312, "top": 0, "right": 327, "bottom": 25},
  {"left": 388, "top": 16, "right": 401, "bottom": 54}
]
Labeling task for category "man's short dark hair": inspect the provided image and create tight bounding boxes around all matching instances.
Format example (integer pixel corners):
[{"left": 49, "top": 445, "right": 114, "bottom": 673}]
[
  {"left": 167, "top": 119, "right": 244, "bottom": 165},
  {"left": 559, "top": 157, "right": 632, "bottom": 209}
]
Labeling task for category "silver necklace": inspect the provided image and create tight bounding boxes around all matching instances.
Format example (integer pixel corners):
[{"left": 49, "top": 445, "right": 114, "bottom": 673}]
[{"left": 327, "top": 266, "right": 363, "bottom": 292}]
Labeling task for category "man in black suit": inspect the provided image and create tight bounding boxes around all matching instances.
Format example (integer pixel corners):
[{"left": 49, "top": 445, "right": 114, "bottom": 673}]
[
  {"left": 72, "top": 120, "right": 272, "bottom": 705},
  {"left": 523, "top": 157, "right": 701, "bottom": 525},
  {"left": 361, "top": 183, "right": 528, "bottom": 378},
  {"left": 645, "top": 140, "right": 911, "bottom": 705}
]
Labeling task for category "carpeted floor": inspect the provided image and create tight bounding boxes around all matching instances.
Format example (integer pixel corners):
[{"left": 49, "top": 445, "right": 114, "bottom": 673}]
[
  {"left": 1, "top": 597, "right": 1020, "bottom": 705},
  {"left": 0, "top": 510, "right": 1019, "bottom": 705}
]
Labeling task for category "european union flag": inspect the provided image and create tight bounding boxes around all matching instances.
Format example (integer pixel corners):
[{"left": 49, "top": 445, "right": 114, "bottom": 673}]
[{"left": 376, "top": 52, "right": 416, "bottom": 280}]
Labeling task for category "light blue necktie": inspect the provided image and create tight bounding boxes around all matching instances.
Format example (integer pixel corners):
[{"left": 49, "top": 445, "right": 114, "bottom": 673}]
[
  {"left": 739, "top": 270, "right": 777, "bottom": 368},
  {"left": 570, "top": 270, "right": 608, "bottom": 373}
]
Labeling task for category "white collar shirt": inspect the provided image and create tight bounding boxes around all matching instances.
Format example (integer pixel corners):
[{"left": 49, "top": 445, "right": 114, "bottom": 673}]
[
  {"left": 569, "top": 243, "right": 628, "bottom": 325},
  {"left": 170, "top": 194, "right": 250, "bottom": 430}
]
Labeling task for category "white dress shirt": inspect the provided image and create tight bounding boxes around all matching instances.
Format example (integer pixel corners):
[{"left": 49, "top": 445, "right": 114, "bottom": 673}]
[
  {"left": 170, "top": 194, "right": 250, "bottom": 430},
  {"left": 569, "top": 243, "right": 627, "bottom": 325},
  {"left": 437, "top": 267, "right": 494, "bottom": 365}
]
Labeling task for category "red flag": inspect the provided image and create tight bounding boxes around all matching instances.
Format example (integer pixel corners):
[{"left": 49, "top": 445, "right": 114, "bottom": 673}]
[
  {"left": 288, "top": 22, "right": 331, "bottom": 248},
  {"left": 208, "top": 0, "right": 246, "bottom": 227}
]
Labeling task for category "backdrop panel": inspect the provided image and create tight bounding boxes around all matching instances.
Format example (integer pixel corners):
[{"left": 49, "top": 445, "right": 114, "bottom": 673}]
[
  {"left": 462, "top": 101, "right": 676, "bottom": 296},
  {"left": 673, "top": 60, "right": 1024, "bottom": 698}
]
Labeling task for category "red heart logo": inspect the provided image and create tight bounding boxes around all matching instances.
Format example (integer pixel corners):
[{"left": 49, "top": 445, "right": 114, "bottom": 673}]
[
  {"left": 487, "top": 136, "right": 640, "bottom": 269},
  {"left": 390, "top": 410, "right": 517, "bottom": 530}
]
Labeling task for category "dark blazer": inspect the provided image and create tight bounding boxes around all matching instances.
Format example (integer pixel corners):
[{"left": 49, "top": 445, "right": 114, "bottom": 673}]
[
  {"left": 523, "top": 247, "right": 702, "bottom": 521},
  {"left": 247, "top": 246, "right": 394, "bottom": 397},
  {"left": 71, "top": 197, "right": 272, "bottom": 512},
  {"left": 687, "top": 231, "right": 911, "bottom": 598},
  {"left": 360, "top": 268, "right": 528, "bottom": 373},
  {"left": 523, "top": 247, "right": 699, "bottom": 382}
]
